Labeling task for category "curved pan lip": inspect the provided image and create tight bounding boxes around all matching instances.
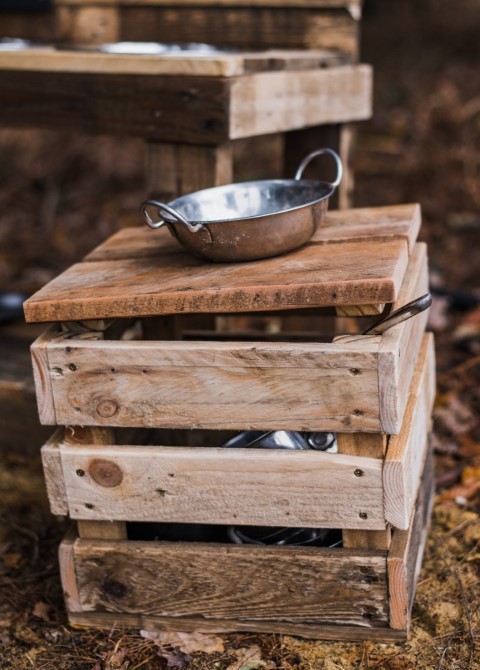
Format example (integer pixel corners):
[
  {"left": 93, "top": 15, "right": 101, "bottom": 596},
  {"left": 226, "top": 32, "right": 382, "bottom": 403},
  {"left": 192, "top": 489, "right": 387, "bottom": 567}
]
[{"left": 164, "top": 178, "right": 335, "bottom": 226}]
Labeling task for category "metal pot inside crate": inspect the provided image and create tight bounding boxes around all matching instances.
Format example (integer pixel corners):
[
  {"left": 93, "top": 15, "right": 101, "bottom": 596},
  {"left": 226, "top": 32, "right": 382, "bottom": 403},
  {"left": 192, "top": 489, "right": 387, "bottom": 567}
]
[{"left": 142, "top": 148, "right": 342, "bottom": 262}]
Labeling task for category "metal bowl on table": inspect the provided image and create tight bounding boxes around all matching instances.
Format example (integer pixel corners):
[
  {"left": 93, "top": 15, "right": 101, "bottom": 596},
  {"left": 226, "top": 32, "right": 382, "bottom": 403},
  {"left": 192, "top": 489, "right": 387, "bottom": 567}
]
[{"left": 141, "top": 147, "right": 342, "bottom": 262}]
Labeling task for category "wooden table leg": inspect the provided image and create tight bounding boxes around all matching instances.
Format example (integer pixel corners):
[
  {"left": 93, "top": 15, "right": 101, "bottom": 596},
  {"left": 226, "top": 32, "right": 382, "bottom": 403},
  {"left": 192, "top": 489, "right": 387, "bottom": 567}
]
[
  {"left": 145, "top": 142, "right": 234, "bottom": 200},
  {"left": 337, "top": 433, "right": 392, "bottom": 550},
  {"left": 284, "top": 124, "right": 355, "bottom": 210}
]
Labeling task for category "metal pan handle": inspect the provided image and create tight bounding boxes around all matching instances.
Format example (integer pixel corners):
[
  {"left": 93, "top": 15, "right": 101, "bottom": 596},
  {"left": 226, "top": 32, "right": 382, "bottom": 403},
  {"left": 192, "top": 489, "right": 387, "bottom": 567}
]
[
  {"left": 141, "top": 199, "right": 205, "bottom": 233},
  {"left": 294, "top": 148, "right": 343, "bottom": 189},
  {"left": 363, "top": 293, "right": 432, "bottom": 336}
]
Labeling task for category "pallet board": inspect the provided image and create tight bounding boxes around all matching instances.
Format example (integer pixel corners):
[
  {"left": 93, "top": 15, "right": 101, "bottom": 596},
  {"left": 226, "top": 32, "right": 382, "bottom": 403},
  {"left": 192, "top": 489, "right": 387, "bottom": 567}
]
[
  {"left": 24, "top": 204, "right": 419, "bottom": 323},
  {"left": 41, "top": 333, "right": 434, "bottom": 529},
  {"left": 57, "top": 441, "right": 433, "bottom": 640}
]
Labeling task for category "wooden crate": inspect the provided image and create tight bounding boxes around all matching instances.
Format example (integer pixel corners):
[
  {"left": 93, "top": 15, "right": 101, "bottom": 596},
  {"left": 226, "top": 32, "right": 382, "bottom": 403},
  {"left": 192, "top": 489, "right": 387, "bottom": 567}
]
[{"left": 57, "top": 437, "right": 434, "bottom": 641}]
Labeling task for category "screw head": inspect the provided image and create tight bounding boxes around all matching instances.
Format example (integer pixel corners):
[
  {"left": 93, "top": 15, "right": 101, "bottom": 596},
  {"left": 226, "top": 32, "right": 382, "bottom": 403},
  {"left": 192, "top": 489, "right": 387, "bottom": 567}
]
[
  {"left": 350, "top": 368, "right": 360, "bottom": 376},
  {"left": 359, "top": 511, "right": 368, "bottom": 520},
  {"left": 76, "top": 469, "right": 85, "bottom": 477},
  {"left": 68, "top": 363, "right": 77, "bottom": 371},
  {"left": 354, "top": 468, "right": 364, "bottom": 477}
]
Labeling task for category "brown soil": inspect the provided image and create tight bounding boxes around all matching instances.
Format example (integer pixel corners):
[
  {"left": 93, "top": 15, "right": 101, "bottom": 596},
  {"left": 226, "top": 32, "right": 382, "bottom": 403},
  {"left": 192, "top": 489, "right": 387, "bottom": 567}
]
[{"left": 1, "top": 1, "right": 479, "bottom": 668}]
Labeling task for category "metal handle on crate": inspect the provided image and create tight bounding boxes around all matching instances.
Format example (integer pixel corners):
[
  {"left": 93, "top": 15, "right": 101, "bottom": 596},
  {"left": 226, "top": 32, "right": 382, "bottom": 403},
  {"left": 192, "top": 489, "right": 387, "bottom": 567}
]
[
  {"left": 142, "top": 199, "right": 205, "bottom": 233},
  {"left": 294, "top": 148, "right": 343, "bottom": 189},
  {"left": 362, "top": 293, "right": 432, "bottom": 336}
]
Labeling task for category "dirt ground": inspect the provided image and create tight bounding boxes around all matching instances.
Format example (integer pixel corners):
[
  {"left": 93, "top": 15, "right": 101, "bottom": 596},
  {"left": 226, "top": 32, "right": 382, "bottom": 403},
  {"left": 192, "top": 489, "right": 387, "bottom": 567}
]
[{"left": 1, "top": 1, "right": 479, "bottom": 668}]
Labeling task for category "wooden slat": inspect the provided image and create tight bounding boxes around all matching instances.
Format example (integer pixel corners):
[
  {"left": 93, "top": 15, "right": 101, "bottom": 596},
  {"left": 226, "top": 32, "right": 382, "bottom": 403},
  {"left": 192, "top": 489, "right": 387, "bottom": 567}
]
[
  {"left": 56, "top": 6, "right": 120, "bottom": 44},
  {"left": 41, "top": 429, "right": 69, "bottom": 515},
  {"left": 24, "top": 237, "right": 410, "bottom": 322},
  {"left": 388, "top": 444, "right": 434, "bottom": 630},
  {"left": 229, "top": 66, "right": 371, "bottom": 139},
  {"left": 67, "top": 612, "right": 407, "bottom": 642},
  {"left": 54, "top": 0, "right": 362, "bottom": 9},
  {"left": 0, "top": 71, "right": 229, "bottom": 144},
  {"left": 0, "top": 48, "right": 347, "bottom": 78},
  {"left": 44, "top": 335, "right": 381, "bottom": 431},
  {"left": 383, "top": 334, "right": 435, "bottom": 529},
  {"left": 59, "top": 527, "right": 82, "bottom": 613},
  {"left": 57, "top": 443, "right": 385, "bottom": 529},
  {"left": 73, "top": 540, "right": 388, "bottom": 626},
  {"left": 145, "top": 142, "right": 233, "bottom": 201},
  {"left": 30, "top": 327, "right": 57, "bottom": 425}
]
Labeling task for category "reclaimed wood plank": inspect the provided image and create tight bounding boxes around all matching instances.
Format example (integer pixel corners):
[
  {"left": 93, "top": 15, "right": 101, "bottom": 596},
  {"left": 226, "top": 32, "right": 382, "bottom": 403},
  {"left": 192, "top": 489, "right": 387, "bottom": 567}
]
[
  {"left": 58, "top": 444, "right": 385, "bottom": 529},
  {"left": 73, "top": 540, "right": 389, "bottom": 626},
  {"left": 383, "top": 334, "right": 435, "bottom": 529},
  {"left": 44, "top": 335, "right": 381, "bottom": 431},
  {"left": 24, "top": 237, "right": 409, "bottom": 322},
  {"left": 55, "top": 0, "right": 362, "bottom": 9},
  {"left": 388, "top": 444, "right": 434, "bottom": 630},
  {"left": 59, "top": 527, "right": 82, "bottom": 613},
  {"left": 30, "top": 327, "right": 57, "bottom": 425},
  {"left": 41, "top": 429, "right": 69, "bottom": 515},
  {"left": 230, "top": 66, "right": 372, "bottom": 138}
]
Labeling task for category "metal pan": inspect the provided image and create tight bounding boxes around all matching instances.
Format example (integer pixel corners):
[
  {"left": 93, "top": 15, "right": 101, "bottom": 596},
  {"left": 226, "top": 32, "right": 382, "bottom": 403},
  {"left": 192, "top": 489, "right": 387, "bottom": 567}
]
[{"left": 141, "top": 147, "right": 342, "bottom": 262}]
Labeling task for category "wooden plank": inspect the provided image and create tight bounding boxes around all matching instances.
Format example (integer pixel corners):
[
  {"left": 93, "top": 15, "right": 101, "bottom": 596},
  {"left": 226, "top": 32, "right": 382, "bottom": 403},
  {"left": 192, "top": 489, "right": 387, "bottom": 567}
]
[
  {"left": 81, "top": 204, "right": 421, "bottom": 263},
  {"left": 24, "top": 237, "right": 409, "bottom": 322},
  {"left": 68, "top": 612, "right": 406, "bottom": 642},
  {"left": 117, "top": 6, "right": 359, "bottom": 59},
  {"left": 0, "top": 48, "right": 347, "bottom": 78},
  {"left": 0, "top": 12, "right": 55, "bottom": 42},
  {"left": 56, "top": 6, "right": 120, "bottom": 44},
  {"left": 73, "top": 540, "right": 389, "bottom": 626},
  {"left": 59, "top": 527, "right": 82, "bottom": 613},
  {"left": 145, "top": 142, "right": 233, "bottom": 201},
  {"left": 30, "top": 327, "right": 57, "bottom": 425},
  {"left": 230, "top": 66, "right": 372, "bottom": 139},
  {"left": 0, "top": 70, "right": 229, "bottom": 143},
  {"left": 388, "top": 444, "right": 434, "bottom": 630},
  {"left": 55, "top": 0, "right": 362, "bottom": 10},
  {"left": 337, "top": 434, "right": 391, "bottom": 550},
  {"left": 383, "top": 334, "right": 435, "bottom": 529},
  {"left": 336, "top": 304, "right": 385, "bottom": 316},
  {"left": 58, "top": 443, "right": 385, "bottom": 528},
  {"left": 44, "top": 334, "right": 382, "bottom": 431},
  {"left": 41, "top": 429, "right": 69, "bottom": 515}
]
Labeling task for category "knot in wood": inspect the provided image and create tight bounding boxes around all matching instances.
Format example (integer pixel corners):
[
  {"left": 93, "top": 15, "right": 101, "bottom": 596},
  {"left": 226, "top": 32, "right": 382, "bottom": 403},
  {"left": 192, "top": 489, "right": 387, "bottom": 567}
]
[
  {"left": 89, "top": 459, "right": 123, "bottom": 488},
  {"left": 96, "top": 399, "right": 119, "bottom": 418},
  {"left": 102, "top": 578, "right": 128, "bottom": 600}
]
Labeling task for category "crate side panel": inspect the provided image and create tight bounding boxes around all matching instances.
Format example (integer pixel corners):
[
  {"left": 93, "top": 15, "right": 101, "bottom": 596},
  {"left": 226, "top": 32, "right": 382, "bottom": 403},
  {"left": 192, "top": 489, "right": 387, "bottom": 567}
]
[
  {"left": 73, "top": 541, "right": 389, "bottom": 626},
  {"left": 46, "top": 339, "right": 381, "bottom": 431},
  {"left": 59, "top": 445, "right": 385, "bottom": 528}
]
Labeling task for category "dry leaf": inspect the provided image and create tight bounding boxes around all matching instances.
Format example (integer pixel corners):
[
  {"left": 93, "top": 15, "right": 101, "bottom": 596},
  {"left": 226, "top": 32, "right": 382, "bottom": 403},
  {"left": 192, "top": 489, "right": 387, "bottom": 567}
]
[
  {"left": 226, "top": 645, "right": 267, "bottom": 670},
  {"left": 140, "top": 630, "right": 224, "bottom": 654},
  {"left": 32, "top": 601, "right": 51, "bottom": 622}
]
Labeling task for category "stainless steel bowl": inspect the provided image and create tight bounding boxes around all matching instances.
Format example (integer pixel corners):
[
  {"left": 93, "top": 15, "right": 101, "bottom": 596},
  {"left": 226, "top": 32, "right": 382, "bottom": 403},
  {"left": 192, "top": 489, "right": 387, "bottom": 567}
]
[{"left": 142, "top": 148, "right": 342, "bottom": 262}]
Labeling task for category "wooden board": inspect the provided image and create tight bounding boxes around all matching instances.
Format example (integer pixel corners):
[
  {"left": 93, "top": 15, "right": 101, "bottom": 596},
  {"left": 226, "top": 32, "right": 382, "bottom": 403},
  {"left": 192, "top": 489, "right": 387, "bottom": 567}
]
[
  {"left": 0, "top": 47, "right": 348, "bottom": 78},
  {"left": 24, "top": 204, "right": 418, "bottom": 323},
  {"left": 383, "top": 333, "right": 435, "bottom": 529},
  {"left": 72, "top": 540, "right": 388, "bottom": 626},
  {"left": 0, "top": 65, "right": 371, "bottom": 141},
  {"left": 54, "top": 0, "right": 361, "bottom": 8},
  {"left": 388, "top": 443, "right": 434, "bottom": 630}
]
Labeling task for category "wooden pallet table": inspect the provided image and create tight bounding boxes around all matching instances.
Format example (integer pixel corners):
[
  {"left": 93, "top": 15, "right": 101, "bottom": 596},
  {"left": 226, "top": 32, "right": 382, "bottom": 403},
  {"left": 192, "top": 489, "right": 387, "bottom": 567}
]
[
  {"left": 0, "top": 43, "right": 371, "bottom": 206},
  {"left": 26, "top": 203, "right": 435, "bottom": 640}
]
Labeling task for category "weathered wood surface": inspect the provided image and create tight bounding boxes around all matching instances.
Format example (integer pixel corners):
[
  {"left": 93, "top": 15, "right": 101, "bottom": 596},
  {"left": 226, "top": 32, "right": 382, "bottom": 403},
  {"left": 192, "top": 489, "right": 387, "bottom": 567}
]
[
  {"left": 0, "top": 65, "right": 371, "bottom": 140},
  {"left": 30, "top": 327, "right": 57, "bottom": 425},
  {"left": 56, "top": 6, "right": 120, "bottom": 43},
  {"left": 388, "top": 444, "right": 434, "bottom": 630},
  {"left": 383, "top": 334, "right": 435, "bottom": 529},
  {"left": 42, "top": 429, "right": 69, "bottom": 516},
  {"left": 59, "top": 527, "right": 82, "bottom": 613},
  {"left": 72, "top": 540, "right": 388, "bottom": 626},
  {"left": 55, "top": 0, "right": 361, "bottom": 8},
  {"left": 334, "top": 242, "right": 429, "bottom": 434},
  {"left": 67, "top": 611, "right": 406, "bottom": 642},
  {"left": 24, "top": 203, "right": 420, "bottom": 323},
  {"left": 0, "top": 48, "right": 347, "bottom": 78},
  {"left": 48, "top": 438, "right": 385, "bottom": 529}
]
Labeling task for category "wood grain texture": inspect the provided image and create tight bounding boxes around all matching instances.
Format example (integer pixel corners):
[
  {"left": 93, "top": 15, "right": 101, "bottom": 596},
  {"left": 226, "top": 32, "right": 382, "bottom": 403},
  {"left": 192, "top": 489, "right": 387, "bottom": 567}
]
[
  {"left": 30, "top": 327, "right": 57, "bottom": 425},
  {"left": 67, "top": 612, "right": 407, "bottom": 642},
  {"left": 388, "top": 444, "right": 434, "bottom": 630},
  {"left": 24, "top": 237, "right": 410, "bottom": 322},
  {"left": 145, "top": 142, "right": 233, "bottom": 201},
  {"left": 73, "top": 540, "right": 388, "bottom": 626},
  {"left": 41, "top": 429, "right": 69, "bottom": 515},
  {"left": 0, "top": 70, "right": 229, "bottom": 143},
  {"left": 81, "top": 204, "right": 421, "bottom": 264},
  {"left": 230, "top": 66, "right": 372, "bottom": 138},
  {"left": 44, "top": 335, "right": 381, "bottom": 431},
  {"left": 56, "top": 6, "right": 120, "bottom": 44},
  {"left": 57, "top": 444, "right": 385, "bottom": 529},
  {"left": 55, "top": 0, "right": 361, "bottom": 9},
  {"left": 383, "top": 334, "right": 435, "bottom": 530},
  {"left": 0, "top": 48, "right": 347, "bottom": 78},
  {"left": 59, "top": 527, "right": 82, "bottom": 613}
]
